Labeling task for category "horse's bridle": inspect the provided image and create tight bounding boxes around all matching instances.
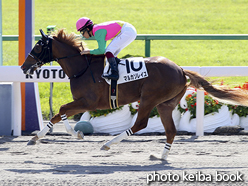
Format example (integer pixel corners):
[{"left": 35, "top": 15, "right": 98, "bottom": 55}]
[
  {"left": 28, "top": 36, "right": 54, "bottom": 69},
  {"left": 28, "top": 29, "right": 81, "bottom": 71},
  {"left": 27, "top": 29, "right": 94, "bottom": 81}
]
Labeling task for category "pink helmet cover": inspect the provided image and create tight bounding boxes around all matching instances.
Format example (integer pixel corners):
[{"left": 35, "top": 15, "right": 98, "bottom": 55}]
[{"left": 76, "top": 17, "right": 93, "bottom": 31}]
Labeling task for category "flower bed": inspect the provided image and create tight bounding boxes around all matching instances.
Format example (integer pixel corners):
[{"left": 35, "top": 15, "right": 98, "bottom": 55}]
[
  {"left": 179, "top": 105, "right": 236, "bottom": 133},
  {"left": 178, "top": 89, "right": 222, "bottom": 119},
  {"left": 80, "top": 82, "right": 248, "bottom": 134},
  {"left": 227, "top": 82, "right": 248, "bottom": 130},
  {"left": 177, "top": 82, "right": 248, "bottom": 132}
]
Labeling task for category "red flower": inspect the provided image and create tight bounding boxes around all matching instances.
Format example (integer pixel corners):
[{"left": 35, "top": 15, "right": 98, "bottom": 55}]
[
  {"left": 242, "top": 82, "right": 248, "bottom": 90},
  {"left": 220, "top": 80, "right": 224, "bottom": 86},
  {"left": 204, "top": 92, "right": 208, "bottom": 95}
]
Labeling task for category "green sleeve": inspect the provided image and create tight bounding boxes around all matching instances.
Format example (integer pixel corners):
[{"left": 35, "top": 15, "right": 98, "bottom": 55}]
[{"left": 90, "top": 29, "right": 107, "bottom": 55}]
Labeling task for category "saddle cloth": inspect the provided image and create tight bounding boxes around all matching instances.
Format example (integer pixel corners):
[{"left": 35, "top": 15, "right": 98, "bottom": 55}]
[{"left": 103, "top": 57, "right": 148, "bottom": 84}]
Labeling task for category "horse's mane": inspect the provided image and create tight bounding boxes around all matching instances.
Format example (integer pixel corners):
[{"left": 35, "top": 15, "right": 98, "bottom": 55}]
[{"left": 52, "top": 29, "right": 87, "bottom": 52}]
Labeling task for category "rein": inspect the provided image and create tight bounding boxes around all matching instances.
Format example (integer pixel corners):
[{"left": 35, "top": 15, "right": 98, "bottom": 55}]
[
  {"left": 54, "top": 53, "right": 81, "bottom": 61},
  {"left": 55, "top": 54, "right": 95, "bottom": 82},
  {"left": 68, "top": 55, "right": 95, "bottom": 83}
]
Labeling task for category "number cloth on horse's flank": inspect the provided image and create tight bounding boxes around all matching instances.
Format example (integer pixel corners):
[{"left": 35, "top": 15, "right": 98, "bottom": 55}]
[{"left": 103, "top": 57, "right": 148, "bottom": 85}]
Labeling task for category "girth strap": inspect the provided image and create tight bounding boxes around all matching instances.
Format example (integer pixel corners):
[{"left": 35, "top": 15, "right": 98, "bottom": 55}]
[{"left": 109, "top": 80, "right": 118, "bottom": 109}]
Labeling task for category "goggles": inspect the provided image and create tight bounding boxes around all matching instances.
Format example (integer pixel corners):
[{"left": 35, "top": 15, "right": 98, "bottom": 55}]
[{"left": 80, "top": 28, "right": 87, "bottom": 35}]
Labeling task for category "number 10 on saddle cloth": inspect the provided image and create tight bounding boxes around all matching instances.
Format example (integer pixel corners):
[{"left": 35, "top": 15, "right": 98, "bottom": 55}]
[{"left": 103, "top": 57, "right": 149, "bottom": 85}]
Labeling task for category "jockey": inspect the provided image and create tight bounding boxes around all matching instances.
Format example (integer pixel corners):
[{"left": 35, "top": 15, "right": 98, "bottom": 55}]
[{"left": 76, "top": 17, "right": 137, "bottom": 81}]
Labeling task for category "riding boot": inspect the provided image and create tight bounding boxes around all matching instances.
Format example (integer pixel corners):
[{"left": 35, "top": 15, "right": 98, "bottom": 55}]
[{"left": 102, "top": 57, "right": 119, "bottom": 81}]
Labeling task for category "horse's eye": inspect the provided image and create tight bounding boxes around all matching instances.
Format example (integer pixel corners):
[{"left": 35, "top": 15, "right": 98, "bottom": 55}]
[{"left": 34, "top": 44, "right": 42, "bottom": 53}]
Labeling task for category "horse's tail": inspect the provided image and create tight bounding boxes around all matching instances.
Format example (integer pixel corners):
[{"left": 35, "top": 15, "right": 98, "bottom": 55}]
[{"left": 183, "top": 69, "right": 248, "bottom": 106}]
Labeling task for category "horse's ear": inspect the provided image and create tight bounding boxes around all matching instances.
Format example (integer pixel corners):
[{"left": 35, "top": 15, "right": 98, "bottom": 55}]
[{"left": 39, "top": 29, "right": 47, "bottom": 41}]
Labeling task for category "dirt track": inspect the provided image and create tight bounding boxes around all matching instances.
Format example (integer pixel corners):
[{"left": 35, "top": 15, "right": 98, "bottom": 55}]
[{"left": 1, "top": 131, "right": 248, "bottom": 185}]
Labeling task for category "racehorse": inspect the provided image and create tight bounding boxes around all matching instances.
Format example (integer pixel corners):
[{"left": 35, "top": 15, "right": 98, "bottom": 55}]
[{"left": 21, "top": 29, "right": 248, "bottom": 160}]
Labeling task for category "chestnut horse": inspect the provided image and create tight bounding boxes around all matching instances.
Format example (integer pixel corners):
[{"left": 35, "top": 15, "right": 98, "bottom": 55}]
[{"left": 21, "top": 29, "right": 248, "bottom": 160}]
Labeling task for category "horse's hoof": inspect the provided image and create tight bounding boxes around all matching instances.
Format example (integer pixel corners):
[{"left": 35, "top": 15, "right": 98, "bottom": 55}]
[
  {"left": 161, "top": 154, "right": 168, "bottom": 161},
  {"left": 100, "top": 145, "right": 110, "bottom": 151},
  {"left": 77, "top": 131, "right": 84, "bottom": 139},
  {"left": 149, "top": 154, "right": 168, "bottom": 161},
  {"left": 27, "top": 140, "right": 36, "bottom": 145}
]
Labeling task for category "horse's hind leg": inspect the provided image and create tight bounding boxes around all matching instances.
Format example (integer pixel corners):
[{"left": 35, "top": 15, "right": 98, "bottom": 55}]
[
  {"left": 101, "top": 100, "right": 153, "bottom": 150},
  {"left": 156, "top": 103, "right": 176, "bottom": 160},
  {"left": 157, "top": 86, "right": 187, "bottom": 160}
]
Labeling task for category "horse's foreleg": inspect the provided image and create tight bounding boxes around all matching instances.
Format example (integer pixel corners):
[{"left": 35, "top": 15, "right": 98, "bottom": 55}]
[
  {"left": 61, "top": 114, "right": 84, "bottom": 139},
  {"left": 27, "top": 121, "right": 55, "bottom": 145},
  {"left": 58, "top": 100, "right": 92, "bottom": 139},
  {"left": 27, "top": 99, "right": 86, "bottom": 145},
  {"left": 27, "top": 112, "right": 63, "bottom": 145}
]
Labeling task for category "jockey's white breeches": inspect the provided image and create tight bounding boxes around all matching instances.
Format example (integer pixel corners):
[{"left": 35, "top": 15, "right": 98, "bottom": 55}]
[{"left": 105, "top": 22, "right": 137, "bottom": 57}]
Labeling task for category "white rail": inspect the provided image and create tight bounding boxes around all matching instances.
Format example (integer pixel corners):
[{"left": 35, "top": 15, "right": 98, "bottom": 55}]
[{"left": 1, "top": 66, "right": 248, "bottom": 136}]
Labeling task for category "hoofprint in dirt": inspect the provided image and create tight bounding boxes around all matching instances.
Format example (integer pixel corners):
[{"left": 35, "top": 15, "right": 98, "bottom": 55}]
[{"left": 0, "top": 135, "right": 248, "bottom": 185}]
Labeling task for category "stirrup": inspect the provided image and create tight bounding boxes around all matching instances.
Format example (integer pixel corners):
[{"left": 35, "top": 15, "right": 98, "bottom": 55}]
[
  {"left": 101, "top": 73, "right": 108, "bottom": 80},
  {"left": 102, "top": 73, "right": 119, "bottom": 81}
]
